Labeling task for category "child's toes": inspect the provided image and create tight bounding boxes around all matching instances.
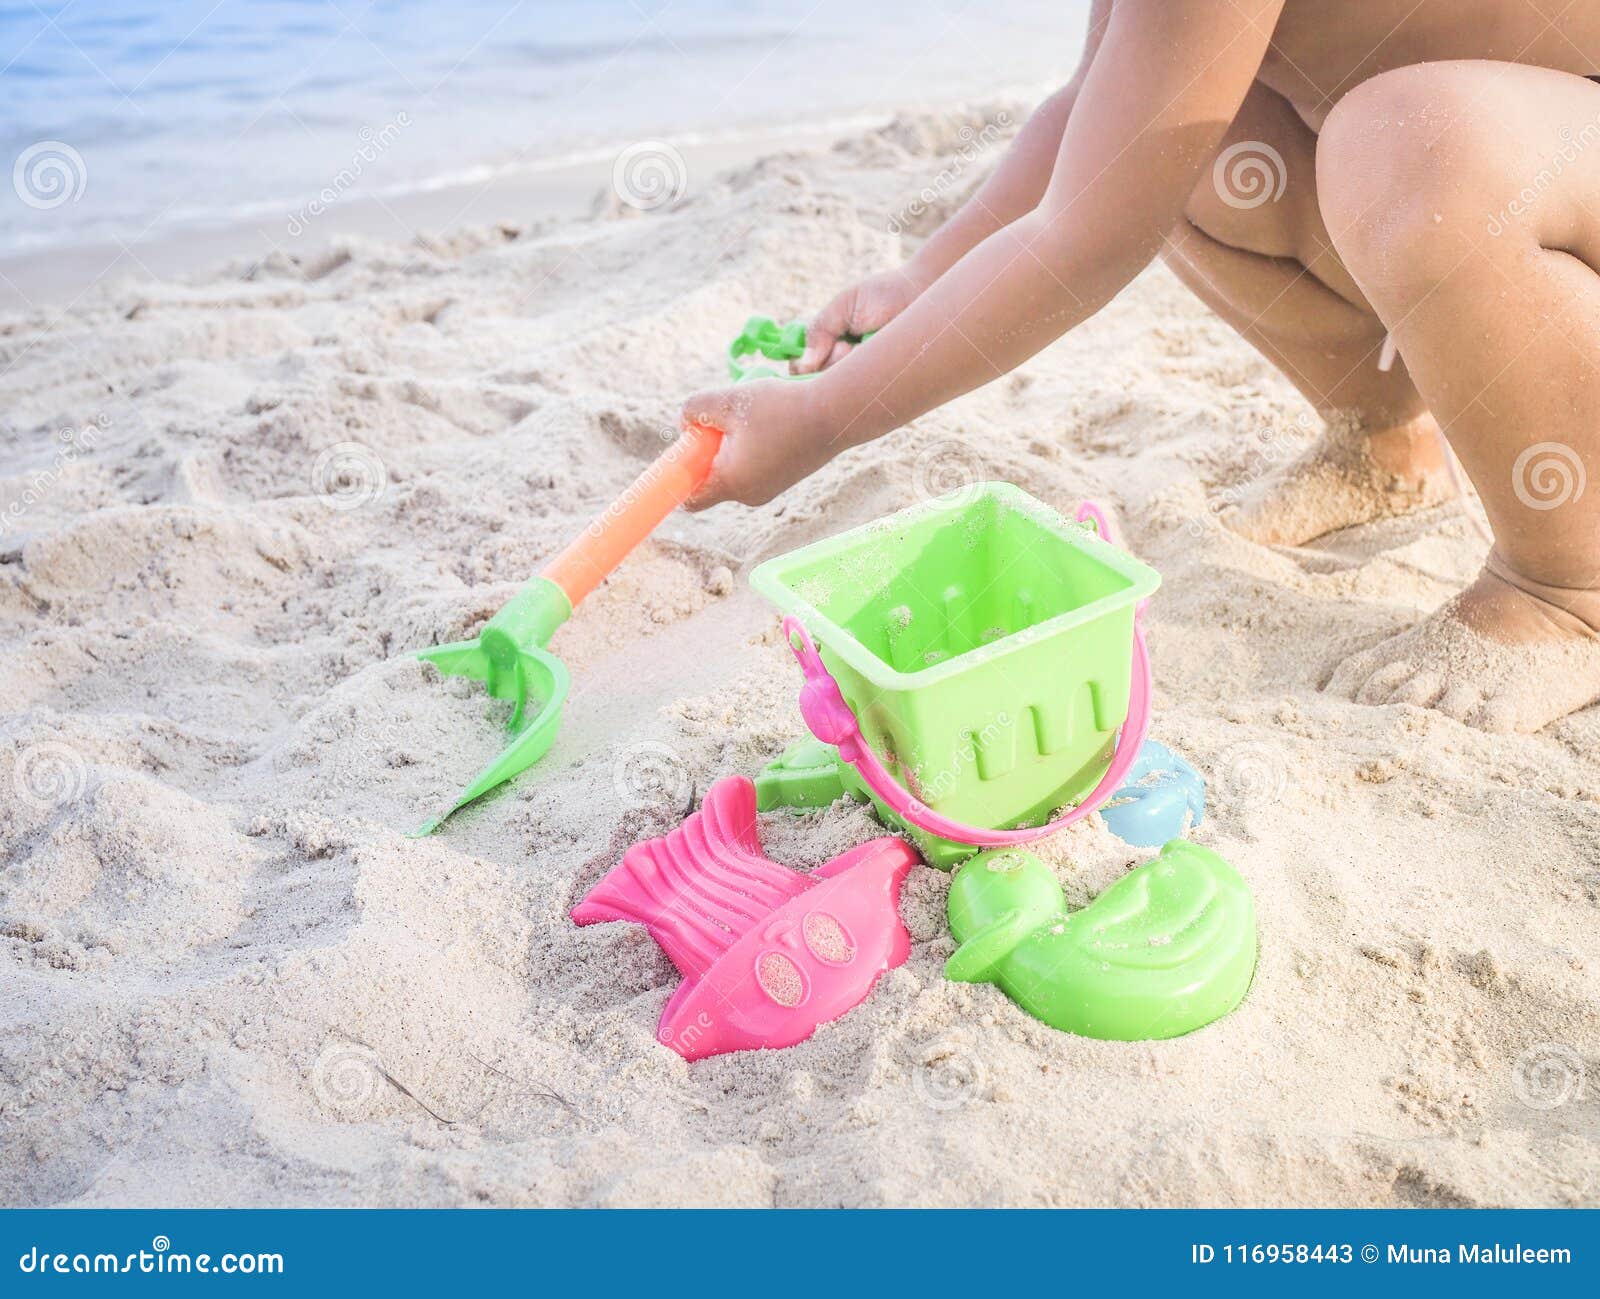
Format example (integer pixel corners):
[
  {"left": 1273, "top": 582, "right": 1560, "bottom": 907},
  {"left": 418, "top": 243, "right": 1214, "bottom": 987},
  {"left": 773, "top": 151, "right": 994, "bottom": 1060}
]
[
  {"left": 1325, "top": 643, "right": 1386, "bottom": 696},
  {"left": 1467, "top": 695, "right": 1521, "bottom": 734},
  {"left": 1390, "top": 670, "right": 1445, "bottom": 708},
  {"left": 1436, "top": 682, "right": 1484, "bottom": 723},
  {"left": 1356, "top": 658, "right": 1415, "bottom": 705}
]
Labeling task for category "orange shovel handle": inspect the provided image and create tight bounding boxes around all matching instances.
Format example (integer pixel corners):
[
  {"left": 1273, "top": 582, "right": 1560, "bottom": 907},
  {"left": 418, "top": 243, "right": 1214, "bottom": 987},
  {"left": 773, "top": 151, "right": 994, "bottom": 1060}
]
[{"left": 540, "top": 421, "right": 724, "bottom": 608}]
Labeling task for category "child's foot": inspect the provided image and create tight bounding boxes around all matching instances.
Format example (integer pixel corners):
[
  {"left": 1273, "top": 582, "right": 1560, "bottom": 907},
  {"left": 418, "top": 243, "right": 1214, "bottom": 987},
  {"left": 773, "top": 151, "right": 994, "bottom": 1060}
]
[
  {"left": 1225, "top": 414, "right": 1455, "bottom": 546},
  {"left": 1325, "top": 565, "right": 1600, "bottom": 732}
]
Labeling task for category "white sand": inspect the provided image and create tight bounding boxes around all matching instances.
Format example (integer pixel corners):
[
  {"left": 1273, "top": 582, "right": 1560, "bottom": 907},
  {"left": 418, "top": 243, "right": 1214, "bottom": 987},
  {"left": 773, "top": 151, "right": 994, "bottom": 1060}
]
[{"left": 2, "top": 106, "right": 1597, "bottom": 1208}]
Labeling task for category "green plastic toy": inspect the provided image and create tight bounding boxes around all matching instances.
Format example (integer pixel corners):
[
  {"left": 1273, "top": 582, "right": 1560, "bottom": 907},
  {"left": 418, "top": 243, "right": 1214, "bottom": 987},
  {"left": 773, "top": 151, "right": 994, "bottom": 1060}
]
[
  {"left": 727, "top": 315, "right": 873, "bottom": 383},
  {"left": 751, "top": 483, "right": 1159, "bottom": 867},
  {"left": 946, "top": 843, "right": 1256, "bottom": 1039},
  {"left": 411, "top": 422, "right": 722, "bottom": 834}
]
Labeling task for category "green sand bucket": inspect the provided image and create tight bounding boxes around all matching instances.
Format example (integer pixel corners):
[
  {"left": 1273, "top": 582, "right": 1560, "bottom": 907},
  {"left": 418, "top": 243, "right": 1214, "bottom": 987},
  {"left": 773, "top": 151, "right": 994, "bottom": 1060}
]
[{"left": 751, "top": 484, "right": 1159, "bottom": 866}]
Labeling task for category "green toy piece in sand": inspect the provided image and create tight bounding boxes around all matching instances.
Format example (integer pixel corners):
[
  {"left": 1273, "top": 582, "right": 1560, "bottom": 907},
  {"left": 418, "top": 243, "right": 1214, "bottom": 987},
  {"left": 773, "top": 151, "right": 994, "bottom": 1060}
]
[
  {"left": 727, "top": 314, "right": 873, "bottom": 383},
  {"left": 945, "top": 842, "right": 1256, "bottom": 1040}
]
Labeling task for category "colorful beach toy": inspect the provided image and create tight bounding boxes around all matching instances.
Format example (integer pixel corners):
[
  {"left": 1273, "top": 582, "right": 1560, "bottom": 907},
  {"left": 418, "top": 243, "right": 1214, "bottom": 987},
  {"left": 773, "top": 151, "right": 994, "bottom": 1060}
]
[
  {"left": 749, "top": 485, "right": 1257, "bottom": 1039},
  {"left": 945, "top": 843, "right": 1256, "bottom": 1040},
  {"left": 1099, "top": 739, "right": 1206, "bottom": 848},
  {"left": 727, "top": 314, "right": 873, "bottom": 383},
  {"left": 752, "top": 485, "right": 1159, "bottom": 865},
  {"left": 411, "top": 422, "right": 722, "bottom": 834},
  {"left": 571, "top": 775, "right": 917, "bottom": 1060}
]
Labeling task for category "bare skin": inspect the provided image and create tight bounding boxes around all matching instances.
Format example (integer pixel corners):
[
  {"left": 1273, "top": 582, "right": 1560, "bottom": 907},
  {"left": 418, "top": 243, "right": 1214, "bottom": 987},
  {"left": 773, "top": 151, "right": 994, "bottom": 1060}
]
[{"left": 683, "top": 0, "right": 1600, "bottom": 732}]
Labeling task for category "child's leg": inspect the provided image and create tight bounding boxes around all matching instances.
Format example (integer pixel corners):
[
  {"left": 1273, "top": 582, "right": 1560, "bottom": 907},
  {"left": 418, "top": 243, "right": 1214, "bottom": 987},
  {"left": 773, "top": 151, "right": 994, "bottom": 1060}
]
[
  {"left": 1162, "top": 82, "right": 1452, "bottom": 544},
  {"left": 1317, "top": 60, "right": 1600, "bottom": 731}
]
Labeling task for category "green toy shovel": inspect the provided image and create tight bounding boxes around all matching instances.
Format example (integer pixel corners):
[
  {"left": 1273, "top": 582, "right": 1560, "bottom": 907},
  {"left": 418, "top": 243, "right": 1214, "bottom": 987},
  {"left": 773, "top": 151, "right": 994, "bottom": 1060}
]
[{"left": 412, "top": 421, "right": 722, "bottom": 834}]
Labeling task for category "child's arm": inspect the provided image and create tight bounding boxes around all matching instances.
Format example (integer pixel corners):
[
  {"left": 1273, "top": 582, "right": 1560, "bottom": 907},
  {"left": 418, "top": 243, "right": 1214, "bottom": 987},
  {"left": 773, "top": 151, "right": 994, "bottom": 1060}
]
[
  {"left": 794, "top": 0, "right": 1115, "bottom": 374},
  {"left": 689, "top": 0, "right": 1283, "bottom": 509}
]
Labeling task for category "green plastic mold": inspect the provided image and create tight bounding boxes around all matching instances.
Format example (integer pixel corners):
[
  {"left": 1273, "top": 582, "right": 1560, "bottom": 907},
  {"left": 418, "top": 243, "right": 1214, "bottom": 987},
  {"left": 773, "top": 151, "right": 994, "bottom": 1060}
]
[
  {"left": 754, "top": 735, "right": 978, "bottom": 868},
  {"left": 945, "top": 843, "right": 1256, "bottom": 1040},
  {"left": 750, "top": 484, "right": 1159, "bottom": 865},
  {"left": 728, "top": 316, "right": 807, "bottom": 382},
  {"left": 727, "top": 315, "right": 874, "bottom": 383}
]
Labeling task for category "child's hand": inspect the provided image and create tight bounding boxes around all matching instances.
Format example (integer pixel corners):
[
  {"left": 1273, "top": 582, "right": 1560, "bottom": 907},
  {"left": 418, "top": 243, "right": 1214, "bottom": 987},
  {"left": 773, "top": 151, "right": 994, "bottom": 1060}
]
[
  {"left": 682, "top": 378, "right": 845, "bottom": 509},
  {"left": 791, "top": 266, "right": 927, "bottom": 374}
]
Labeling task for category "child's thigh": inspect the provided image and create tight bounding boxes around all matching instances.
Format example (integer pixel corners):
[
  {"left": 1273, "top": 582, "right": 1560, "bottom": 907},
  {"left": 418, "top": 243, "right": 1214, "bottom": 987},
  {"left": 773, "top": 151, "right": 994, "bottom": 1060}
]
[
  {"left": 1317, "top": 61, "right": 1600, "bottom": 287},
  {"left": 1183, "top": 80, "right": 1365, "bottom": 304}
]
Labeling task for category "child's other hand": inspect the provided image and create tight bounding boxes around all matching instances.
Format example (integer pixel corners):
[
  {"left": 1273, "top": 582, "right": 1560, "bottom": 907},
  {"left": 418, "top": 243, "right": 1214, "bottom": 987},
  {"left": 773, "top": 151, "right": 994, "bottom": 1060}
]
[
  {"left": 791, "top": 266, "right": 926, "bottom": 374},
  {"left": 682, "top": 378, "right": 843, "bottom": 510}
]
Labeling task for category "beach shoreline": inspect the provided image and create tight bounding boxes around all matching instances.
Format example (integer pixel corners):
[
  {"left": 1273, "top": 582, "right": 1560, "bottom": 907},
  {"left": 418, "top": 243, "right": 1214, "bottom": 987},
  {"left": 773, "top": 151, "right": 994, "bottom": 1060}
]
[{"left": 0, "top": 121, "right": 891, "bottom": 314}]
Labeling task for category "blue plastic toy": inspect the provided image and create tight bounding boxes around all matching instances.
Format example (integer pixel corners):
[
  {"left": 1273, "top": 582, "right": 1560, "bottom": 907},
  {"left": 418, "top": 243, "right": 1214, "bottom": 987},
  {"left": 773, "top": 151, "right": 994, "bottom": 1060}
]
[{"left": 1099, "top": 740, "right": 1205, "bottom": 848}]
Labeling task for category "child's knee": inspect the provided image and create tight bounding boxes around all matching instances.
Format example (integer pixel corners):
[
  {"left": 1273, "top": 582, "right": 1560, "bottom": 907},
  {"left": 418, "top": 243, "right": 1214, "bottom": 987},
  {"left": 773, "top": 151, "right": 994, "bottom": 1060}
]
[{"left": 1318, "top": 64, "right": 1536, "bottom": 292}]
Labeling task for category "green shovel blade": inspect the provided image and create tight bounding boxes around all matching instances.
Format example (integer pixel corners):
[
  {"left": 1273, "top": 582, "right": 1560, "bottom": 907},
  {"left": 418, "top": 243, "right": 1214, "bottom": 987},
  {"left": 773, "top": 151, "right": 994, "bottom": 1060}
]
[{"left": 410, "top": 577, "right": 572, "bottom": 835}]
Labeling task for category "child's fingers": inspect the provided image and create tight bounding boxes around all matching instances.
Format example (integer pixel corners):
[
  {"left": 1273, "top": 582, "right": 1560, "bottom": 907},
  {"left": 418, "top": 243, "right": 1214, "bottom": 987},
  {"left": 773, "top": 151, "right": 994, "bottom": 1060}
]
[
  {"left": 681, "top": 389, "right": 737, "bottom": 511},
  {"left": 823, "top": 338, "right": 854, "bottom": 369},
  {"left": 683, "top": 464, "right": 731, "bottom": 511},
  {"left": 794, "top": 288, "right": 857, "bottom": 374}
]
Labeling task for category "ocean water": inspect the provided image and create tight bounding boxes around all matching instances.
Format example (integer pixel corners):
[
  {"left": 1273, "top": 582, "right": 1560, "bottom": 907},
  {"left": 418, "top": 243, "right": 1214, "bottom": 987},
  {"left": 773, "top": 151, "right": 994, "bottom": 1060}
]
[{"left": 0, "top": 0, "right": 1088, "bottom": 257}]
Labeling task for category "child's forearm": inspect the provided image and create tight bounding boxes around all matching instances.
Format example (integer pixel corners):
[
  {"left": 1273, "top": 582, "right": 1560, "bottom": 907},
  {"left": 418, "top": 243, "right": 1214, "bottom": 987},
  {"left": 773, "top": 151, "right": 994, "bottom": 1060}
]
[
  {"left": 905, "top": 86, "right": 1080, "bottom": 285},
  {"left": 815, "top": 207, "right": 1148, "bottom": 447},
  {"left": 810, "top": 0, "right": 1279, "bottom": 449},
  {"left": 905, "top": 0, "right": 1113, "bottom": 286}
]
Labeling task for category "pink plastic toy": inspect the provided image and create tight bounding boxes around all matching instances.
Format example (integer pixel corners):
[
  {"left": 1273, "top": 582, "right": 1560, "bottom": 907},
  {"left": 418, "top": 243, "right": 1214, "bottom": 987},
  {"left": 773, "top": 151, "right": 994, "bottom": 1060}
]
[{"left": 571, "top": 775, "right": 917, "bottom": 1061}]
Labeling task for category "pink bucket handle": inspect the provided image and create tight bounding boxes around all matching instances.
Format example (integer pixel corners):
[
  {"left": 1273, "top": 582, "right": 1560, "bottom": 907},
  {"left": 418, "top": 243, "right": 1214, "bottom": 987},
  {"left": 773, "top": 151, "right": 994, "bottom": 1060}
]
[{"left": 782, "top": 502, "right": 1152, "bottom": 849}]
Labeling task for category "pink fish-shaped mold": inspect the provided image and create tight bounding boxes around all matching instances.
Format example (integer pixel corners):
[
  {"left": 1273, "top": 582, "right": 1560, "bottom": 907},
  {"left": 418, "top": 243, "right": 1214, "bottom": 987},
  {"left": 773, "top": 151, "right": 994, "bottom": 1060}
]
[{"left": 572, "top": 775, "right": 917, "bottom": 1061}]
